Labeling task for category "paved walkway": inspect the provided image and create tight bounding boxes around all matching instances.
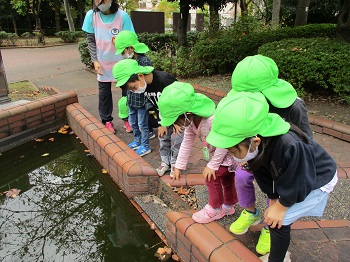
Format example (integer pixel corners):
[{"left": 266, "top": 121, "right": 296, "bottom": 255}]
[{"left": 2, "top": 45, "right": 350, "bottom": 261}]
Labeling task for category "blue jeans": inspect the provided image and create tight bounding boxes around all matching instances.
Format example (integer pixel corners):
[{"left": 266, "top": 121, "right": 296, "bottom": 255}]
[
  {"left": 98, "top": 81, "right": 113, "bottom": 124},
  {"left": 129, "top": 106, "right": 150, "bottom": 149}
]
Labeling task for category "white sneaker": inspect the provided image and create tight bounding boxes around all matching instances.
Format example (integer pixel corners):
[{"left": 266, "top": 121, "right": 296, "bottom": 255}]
[
  {"left": 169, "top": 164, "right": 175, "bottom": 178},
  {"left": 259, "top": 251, "right": 291, "bottom": 262},
  {"left": 156, "top": 162, "right": 169, "bottom": 177}
]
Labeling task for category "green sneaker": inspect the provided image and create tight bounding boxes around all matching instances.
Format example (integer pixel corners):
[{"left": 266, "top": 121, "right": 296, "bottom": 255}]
[
  {"left": 256, "top": 227, "right": 271, "bottom": 255},
  {"left": 229, "top": 209, "right": 261, "bottom": 235}
]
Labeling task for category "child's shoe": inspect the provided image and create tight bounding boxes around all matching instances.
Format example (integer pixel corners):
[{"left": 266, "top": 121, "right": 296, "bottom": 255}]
[
  {"left": 221, "top": 204, "right": 235, "bottom": 216},
  {"left": 169, "top": 164, "right": 175, "bottom": 178},
  {"left": 229, "top": 209, "right": 261, "bottom": 235},
  {"left": 192, "top": 204, "right": 225, "bottom": 224},
  {"left": 135, "top": 145, "right": 151, "bottom": 157},
  {"left": 123, "top": 121, "right": 133, "bottom": 133},
  {"left": 128, "top": 141, "right": 140, "bottom": 150},
  {"left": 259, "top": 251, "right": 291, "bottom": 262},
  {"left": 256, "top": 227, "right": 271, "bottom": 255},
  {"left": 105, "top": 121, "right": 115, "bottom": 134},
  {"left": 156, "top": 162, "right": 169, "bottom": 176},
  {"left": 149, "top": 131, "right": 156, "bottom": 139}
]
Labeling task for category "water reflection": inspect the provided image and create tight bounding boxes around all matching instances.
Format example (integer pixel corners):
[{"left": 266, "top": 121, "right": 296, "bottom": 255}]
[{"left": 0, "top": 133, "right": 162, "bottom": 261}]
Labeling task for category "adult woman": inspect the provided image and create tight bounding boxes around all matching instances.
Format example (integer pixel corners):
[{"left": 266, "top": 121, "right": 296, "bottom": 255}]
[
  {"left": 82, "top": 0, "right": 134, "bottom": 133},
  {"left": 206, "top": 92, "right": 338, "bottom": 262}
]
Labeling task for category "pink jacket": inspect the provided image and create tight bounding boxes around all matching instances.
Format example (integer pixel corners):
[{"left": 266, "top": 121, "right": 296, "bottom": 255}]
[{"left": 175, "top": 115, "right": 239, "bottom": 171}]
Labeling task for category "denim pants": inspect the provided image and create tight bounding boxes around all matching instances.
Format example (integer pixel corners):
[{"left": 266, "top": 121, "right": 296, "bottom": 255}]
[
  {"left": 129, "top": 106, "right": 150, "bottom": 149},
  {"left": 98, "top": 81, "right": 113, "bottom": 124},
  {"left": 235, "top": 167, "right": 256, "bottom": 208},
  {"left": 158, "top": 126, "right": 184, "bottom": 166},
  {"left": 207, "top": 166, "right": 238, "bottom": 209}
]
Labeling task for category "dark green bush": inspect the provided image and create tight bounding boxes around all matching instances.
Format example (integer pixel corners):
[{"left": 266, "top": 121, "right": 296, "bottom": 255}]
[
  {"left": 192, "top": 24, "right": 337, "bottom": 75},
  {"left": 78, "top": 39, "right": 93, "bottom": 69},
  {"left": 55, "top": 31, "right": 81, "bottom": 43},
  {"left": 259, "top": 37, "right": 350, "bottom": 104},
  {"left": 0, "top": 31, "right": 18, "bottom": 46}
]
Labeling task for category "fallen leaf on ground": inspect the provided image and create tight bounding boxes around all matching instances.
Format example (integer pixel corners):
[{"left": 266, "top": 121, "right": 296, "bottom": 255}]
[
  {"left": 150, "top": 223, "right": 156, "bottom": 230},
  {"left": 101, "top": 169, "right": 108, "bottom": 174},
  {"left": 142, "top": 195, "right": 152, "bottom": 203},
  {"left": 41, "top": 153, "right": 49, "bottom": 156}
]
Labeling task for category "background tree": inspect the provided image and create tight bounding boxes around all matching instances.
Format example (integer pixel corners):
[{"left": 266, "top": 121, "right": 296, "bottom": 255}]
[
  {"left": 294, "top": 0, "right": 311, "bottom": 26},
  {"left": 63, "top": 0, "right": 75, "bottom": 31}
]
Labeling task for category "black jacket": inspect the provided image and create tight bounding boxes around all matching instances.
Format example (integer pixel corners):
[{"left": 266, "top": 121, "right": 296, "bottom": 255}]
[{"left": 252, "top": 130, "right": 336, "bottom": 207}]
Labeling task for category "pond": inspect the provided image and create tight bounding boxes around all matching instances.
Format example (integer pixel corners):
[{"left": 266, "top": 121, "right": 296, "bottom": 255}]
[{"left": 0, "top": 131, "right": 164, "bottom": 261}]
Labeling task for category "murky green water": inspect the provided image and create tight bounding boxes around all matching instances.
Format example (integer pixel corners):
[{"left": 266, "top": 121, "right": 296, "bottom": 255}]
[{"left": 0, "top": 132, "right": 163, "bottom": 261}]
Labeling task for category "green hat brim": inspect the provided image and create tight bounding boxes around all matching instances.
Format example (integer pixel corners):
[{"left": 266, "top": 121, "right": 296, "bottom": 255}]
[
  {"left": 115, "top": 42, "right": 149, "bottom": 55},
  {"left": 114, "top": 65, "right": 154, "bottom": 87},
  {"left": 261, "top": 79, "right": 297, "bottom": 108},
  {"left": 160, "top": 115, "right": 178, "bottom": 127},
  {"left": 117, "top": 96, "right": 129, "bottom": 118}
]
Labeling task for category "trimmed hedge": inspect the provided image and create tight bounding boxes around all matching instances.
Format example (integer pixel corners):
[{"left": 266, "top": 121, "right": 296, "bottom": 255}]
[
  {"left": 192, "top": 24, "right": 337, "bottom": 75},
  {"left": 258, "top": 37, "right": 350, "bottom": 103}
]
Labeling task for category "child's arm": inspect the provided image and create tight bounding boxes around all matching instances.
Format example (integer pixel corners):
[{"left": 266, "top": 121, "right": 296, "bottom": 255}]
[
  {"left": 206, "top": 148, "right": 229, "bottom": 171},
  {"left": 174, "top": 127, "right": 196, "bottom": 172}
]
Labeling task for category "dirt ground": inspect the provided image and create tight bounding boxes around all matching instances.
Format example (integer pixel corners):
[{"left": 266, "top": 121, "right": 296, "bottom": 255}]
[{"left": 181, "top": 74, "right": 350, "bottom": 126}]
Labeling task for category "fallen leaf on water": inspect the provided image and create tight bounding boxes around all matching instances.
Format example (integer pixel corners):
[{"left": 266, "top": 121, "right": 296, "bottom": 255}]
[
  {"left": 102, "top": 169, "right": 108, "bottom": 174},
  {"left": 41, "top": 153, "right": 49, "bottom": 157},
  {"left": 172, "top": 254, "right": 179, "bottom": 261},
  {"left": 150, "top": 223, "right": 156, "bottom": 230},
  {"left": 35, "top": 138, "right": 44, "bottom": 142},
  {"left": 154, "top": 246, "right": 172, "bottom": 261},
  {"left": 49, "top": 138, "right": 54, "bottom": 141},
  {"left": 84, "top": 149, "right": 90, "bottom": 153},
  {"left": 2, "top": 188, "right": 21, "bottom": 198}
]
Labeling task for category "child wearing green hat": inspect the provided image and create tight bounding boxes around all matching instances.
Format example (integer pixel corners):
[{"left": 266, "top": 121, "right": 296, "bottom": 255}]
[
  {"left": 227, "top": 54, "right": 314, "bottom": 255},
  {"left": 207, "top": 92, "right": 337, "bottom": 262},
  {"left": 114, "top": 30, "right": 156, "bottom": 146},
  {"left": 158, "top": 82, "right": 239, "bottom": 223},
  {"left": 112, "top": 59, "right": 182, "bottom": 172}
]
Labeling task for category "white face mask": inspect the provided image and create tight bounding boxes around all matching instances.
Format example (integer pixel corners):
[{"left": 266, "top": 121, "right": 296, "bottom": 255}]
[
  {"left": 98, "top": 2, "right": 111, "bottom": 12},
  {"left": 133, "top": 80, "right": 147, "bottom": 94},
  {"left": 233, "top": 139, "right": 259, "bottom": 163},
  {"left": 123, "top": 51, "right": 134, "bottom": 59}
]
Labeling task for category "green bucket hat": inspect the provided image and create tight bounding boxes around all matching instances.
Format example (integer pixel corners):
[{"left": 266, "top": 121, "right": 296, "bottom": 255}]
[
  {"left": 112, "top": 59, "right": 154, "bottom": 87},
  {"left": 206, "top": 92, "right": 290, "bottom": 148},
  {"left": 114, "top": 30, "right": 150, "bottom": 55},
  {"left": 230, "top": 55, "right": 297, "bottom": 108},
  {"left": 117, "top": 96, "right": 129, "bottom": 118},
  {"left": 158, "top": 81, "right": 216, "bottom": 127}
]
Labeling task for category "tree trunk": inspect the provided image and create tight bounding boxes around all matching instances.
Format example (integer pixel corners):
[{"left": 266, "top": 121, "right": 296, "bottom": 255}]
[
  {"left": 25, "top": 0, "right": 33, "bottom": 31},
  {"left": 177, "top": 1, "right": 189, "bottom": 47},
  {"left": 271, "top": 0, "right": 281, "bottom": 29},
  {"left": 64, "top": 0, "right": 75, "bottom": 32},
  {"left": 336, "top": 0, "right": 350, "bottom": 42},
  {"left": 209, "top": 3, "right": 220, "bottom": 34},
  {"left": 240, "top": 0, "right": 248, "bottom": 16},
  {"left": 12, "top": 18, "right": 18, "bottom": 35},
  {"left": 54, "top": 0, "right": 61, "bottom": 32},
  {"left": 294, "top": 0, "right": 311, "bottom": 26}
]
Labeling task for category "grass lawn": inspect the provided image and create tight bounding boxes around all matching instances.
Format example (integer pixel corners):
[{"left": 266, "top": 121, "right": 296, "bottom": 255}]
[{"left": 8, "top": 81, "right": 49, "bottom": 101}]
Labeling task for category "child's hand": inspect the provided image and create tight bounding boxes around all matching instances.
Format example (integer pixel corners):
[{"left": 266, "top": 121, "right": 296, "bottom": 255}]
[
  {"left": 158, "top": 126, "right": 168, "bottom": 137},
  {"left": 172, "top": 124, "right": 184, "bottom": 137},
  {"left": 264, "top": 201, "right": 288, "bottom": 229},
  {"left": 93, "top": 61, "right": 103, "bottom": 75},
  {"left": 172, "top": 168, "right": 181, "bottom": 181},
  {"left": 202, "top": 167, "right": 216, "bottom": 181}
]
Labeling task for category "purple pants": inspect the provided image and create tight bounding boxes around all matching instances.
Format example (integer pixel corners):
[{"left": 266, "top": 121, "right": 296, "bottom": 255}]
[
  {"left": 235, "top": 166, "right": 256, "bottom": 208},
  {"left": 207, "top": 166, "right": 238, "bottom": 209}
]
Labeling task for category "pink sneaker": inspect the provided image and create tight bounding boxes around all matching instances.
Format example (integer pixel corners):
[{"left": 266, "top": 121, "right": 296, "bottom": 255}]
[
  {"left": 105, "top": 122, "right": 115, "bottom": 134},
  {"left": 221, "top": 204, "right": 236, "bottom": 216},
  {"left": 192, "top": 204, "right": 225, "bottom": 224},
  {"left": 123, "top": 121, "right": 133, "bottom": 133}
]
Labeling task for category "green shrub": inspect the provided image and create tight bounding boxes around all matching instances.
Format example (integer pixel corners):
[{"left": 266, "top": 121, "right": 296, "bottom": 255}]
[
  {"left": 147, "top": 50, "right": 174, "bottom": 72},
  {"left": 55, "top": 31, "right": 80, "bottom": 43},
  {"left": 192, "top": 23, "right": 337, "bottom": 75},
  {"left": 0, "top": 31, "right": 18, "bottom": 46},
  {"left": 259, "top": 37, "right": 350, "bottom": 104},
  {"left": 78, "top": 39, "right": 93, "bottom": 69},
  {"left": 172, "top": 47, "right": 202, "bottom": 77}
]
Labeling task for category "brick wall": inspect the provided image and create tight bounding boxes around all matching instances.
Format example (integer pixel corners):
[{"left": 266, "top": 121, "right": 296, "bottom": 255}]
[{"left": 66, "top": 102, "right": 159, "bottom": 198}]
